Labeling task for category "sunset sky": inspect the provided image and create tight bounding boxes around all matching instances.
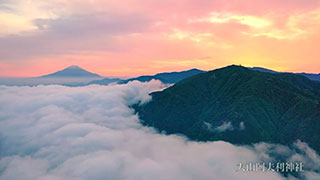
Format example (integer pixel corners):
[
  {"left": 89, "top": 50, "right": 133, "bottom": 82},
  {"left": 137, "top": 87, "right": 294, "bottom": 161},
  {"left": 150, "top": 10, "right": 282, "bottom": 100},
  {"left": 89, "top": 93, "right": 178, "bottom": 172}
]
[{"left": 0, "top": 0, "right": 319, "bottom": 77}]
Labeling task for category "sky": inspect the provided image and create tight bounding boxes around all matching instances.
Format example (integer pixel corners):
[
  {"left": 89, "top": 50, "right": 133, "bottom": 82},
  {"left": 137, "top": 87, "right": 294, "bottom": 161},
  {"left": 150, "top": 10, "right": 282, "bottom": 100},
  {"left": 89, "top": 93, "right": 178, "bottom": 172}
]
[
  {"left": 1, "top": 80, "right": 319, "bottom": 180},
  {"left": 0, "top": 0, "right": 320, "bottom": 77}
]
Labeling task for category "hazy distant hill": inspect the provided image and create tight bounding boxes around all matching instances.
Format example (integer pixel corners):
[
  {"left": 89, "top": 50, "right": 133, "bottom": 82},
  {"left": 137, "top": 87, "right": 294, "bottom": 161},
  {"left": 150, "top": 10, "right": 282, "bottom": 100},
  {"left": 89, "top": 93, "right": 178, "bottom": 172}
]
[
  {"left": 41, "top": 65, "right": 101, "bottom": 78},
  {"left": 135, "top": 65, "right": 320, "bottom": 153},
  {"left": 298, "top": 73, "right": 320, "bottom": 81},
  {"left": 86, "top": 78, "right": 122, "bottom": 85},
  {"left": 250, "top": 67, "right": 279, "bottom": 74},
  {"left": 119, "top": 68, "right": 205, "bottom": 84},
  {"left": 87, "top": 68, "right": 205, "bottom": 85},
  {"left": 251, "top": 67, "right": 320, "bottom": 81}
]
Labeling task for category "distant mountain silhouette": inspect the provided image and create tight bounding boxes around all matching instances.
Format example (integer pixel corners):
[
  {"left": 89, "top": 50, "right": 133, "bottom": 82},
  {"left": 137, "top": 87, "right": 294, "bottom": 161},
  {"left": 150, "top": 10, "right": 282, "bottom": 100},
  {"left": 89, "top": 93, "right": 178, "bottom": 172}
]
[
  {"left": 251, "top": 67, "right": 320, "bottom": 81},
  {"left": 297, "top": 73, "right": 320, "bottom": 81},
  {"left": 135, "top": 65, "right": 320, "bottom": 153},
  {"left": 250, "top": 67, "right": 278, "bottom": 74},
  {"left": 41, "top": 65, "right": 101, "bottom": 78},
  {"left": 119, "top": 68, "right": 205, "bottom": 84},
  {"left": 86, "top": 78, "right": 122, "bottom": 85},
  {"left": 87, "top": 68, "right": 205, "bottom": 85}
]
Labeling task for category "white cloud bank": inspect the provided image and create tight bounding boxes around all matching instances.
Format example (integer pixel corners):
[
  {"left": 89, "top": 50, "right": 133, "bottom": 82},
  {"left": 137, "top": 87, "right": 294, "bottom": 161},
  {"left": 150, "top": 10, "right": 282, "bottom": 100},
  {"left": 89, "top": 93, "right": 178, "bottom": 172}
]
[{"left": 0, "top": 80, "right": 319, "bottom": 180}]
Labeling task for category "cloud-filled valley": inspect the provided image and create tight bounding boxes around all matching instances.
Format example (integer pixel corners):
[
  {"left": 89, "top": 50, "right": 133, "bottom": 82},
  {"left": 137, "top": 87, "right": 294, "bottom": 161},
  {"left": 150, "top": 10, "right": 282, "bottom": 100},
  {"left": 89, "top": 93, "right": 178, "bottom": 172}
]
[{"left": 0, "top": 81, "right": 319, "bottom": 180}]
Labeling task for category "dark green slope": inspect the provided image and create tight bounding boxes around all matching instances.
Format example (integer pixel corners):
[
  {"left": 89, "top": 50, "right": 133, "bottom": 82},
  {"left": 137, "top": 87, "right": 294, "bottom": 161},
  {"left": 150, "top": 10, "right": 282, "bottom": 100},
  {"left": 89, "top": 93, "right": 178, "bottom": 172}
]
[{"left": 135, "top": 65, "right": 320, "bottom": 152}]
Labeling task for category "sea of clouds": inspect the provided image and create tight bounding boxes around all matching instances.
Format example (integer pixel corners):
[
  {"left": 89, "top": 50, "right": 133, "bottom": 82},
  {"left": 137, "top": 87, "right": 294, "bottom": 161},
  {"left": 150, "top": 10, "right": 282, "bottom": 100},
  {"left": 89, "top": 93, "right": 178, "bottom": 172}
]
[{"left": 0, "top": 80, "right": 319, "bottom": 180}]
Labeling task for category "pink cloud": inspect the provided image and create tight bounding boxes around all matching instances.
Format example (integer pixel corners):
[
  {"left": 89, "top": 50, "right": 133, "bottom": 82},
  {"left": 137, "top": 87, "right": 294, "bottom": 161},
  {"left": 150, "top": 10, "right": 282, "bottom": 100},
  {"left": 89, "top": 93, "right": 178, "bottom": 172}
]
[{"left": 0, "top": 0, "right": 319, "bottom": 77}]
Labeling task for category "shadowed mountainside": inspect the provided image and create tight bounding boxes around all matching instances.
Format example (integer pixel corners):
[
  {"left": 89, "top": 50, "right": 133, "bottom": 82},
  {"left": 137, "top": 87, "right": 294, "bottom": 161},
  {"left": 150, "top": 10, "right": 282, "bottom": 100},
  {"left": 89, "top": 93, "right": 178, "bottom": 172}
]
[{"left": 135, "top": 65, "right": 320, "bottom": 153}]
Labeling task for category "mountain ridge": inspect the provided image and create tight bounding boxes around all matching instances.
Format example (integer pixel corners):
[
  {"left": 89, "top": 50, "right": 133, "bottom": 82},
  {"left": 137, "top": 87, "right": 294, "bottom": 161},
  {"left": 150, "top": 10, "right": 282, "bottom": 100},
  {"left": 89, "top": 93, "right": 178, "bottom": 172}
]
[
  {"left": 251, "top": 67, "right": 320, "bottom": 81},
  {"left": 118, "top": 68, "right": 205, "bottom": 84},
  {"left": 135, "top": 65, "right": 320, "bottom": 153},
  {"left": 87, "top": 68, "right": 206, "bottom": 85}
]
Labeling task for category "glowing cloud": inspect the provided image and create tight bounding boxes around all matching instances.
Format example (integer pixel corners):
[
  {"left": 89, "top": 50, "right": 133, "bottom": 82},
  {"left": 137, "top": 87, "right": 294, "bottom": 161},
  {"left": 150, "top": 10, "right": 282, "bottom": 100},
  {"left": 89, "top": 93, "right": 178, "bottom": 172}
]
[
  {"left": 0, "top": 0, "right": 319, "bottom": 76},
  {"left": 193, "top": 12, "right": 272, "bottom": 29}
]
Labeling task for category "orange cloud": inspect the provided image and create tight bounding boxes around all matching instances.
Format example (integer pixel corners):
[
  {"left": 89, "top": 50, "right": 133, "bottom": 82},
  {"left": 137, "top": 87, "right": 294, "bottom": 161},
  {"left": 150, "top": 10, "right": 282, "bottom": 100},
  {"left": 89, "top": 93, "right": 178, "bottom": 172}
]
[{"left": 0, "top": 0, "right": 319, "bottom": 77}]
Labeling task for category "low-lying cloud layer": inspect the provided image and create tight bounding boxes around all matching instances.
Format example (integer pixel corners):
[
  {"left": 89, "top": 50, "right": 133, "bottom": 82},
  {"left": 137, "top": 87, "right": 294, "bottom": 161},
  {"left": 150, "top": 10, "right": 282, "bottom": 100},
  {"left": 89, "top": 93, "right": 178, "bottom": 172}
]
[{"left": 0, "top": 80, "right": 319, "bottom": 180}]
